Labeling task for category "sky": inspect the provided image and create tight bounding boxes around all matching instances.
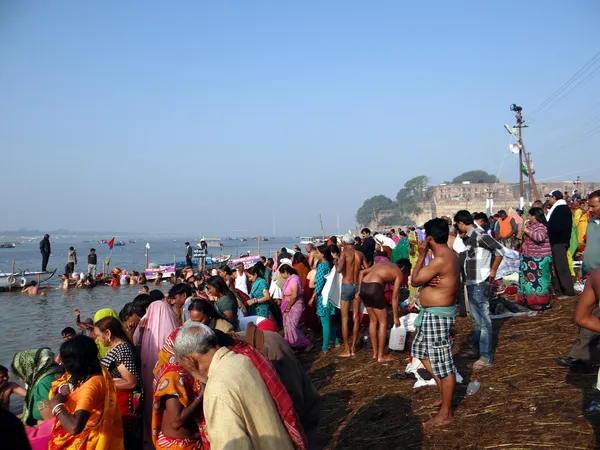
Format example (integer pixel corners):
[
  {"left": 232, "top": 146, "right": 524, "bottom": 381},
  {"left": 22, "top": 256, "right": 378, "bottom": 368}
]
[{"left": 1, "top": 1, "right": 599, "bottom": 236}]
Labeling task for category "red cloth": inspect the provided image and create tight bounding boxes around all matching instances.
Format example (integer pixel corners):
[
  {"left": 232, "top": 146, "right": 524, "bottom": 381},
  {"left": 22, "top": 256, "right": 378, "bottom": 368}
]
[
  {"left": 230, "top": 343, "right": 307, "bottom": 450},
  {"left": 116, "top": 390, "right": 139, "bottom": 417},
  {"left": 257, "top": 318, "right": 278, "bottom": 332}
]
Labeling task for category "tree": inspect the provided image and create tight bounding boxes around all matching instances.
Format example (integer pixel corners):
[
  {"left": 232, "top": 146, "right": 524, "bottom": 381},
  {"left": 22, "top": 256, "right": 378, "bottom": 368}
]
[
  {"left": 451, "top": 170, "right": 498, "bottom": 184},
  {"left": 404, "top": 175, "right": 429, "bottom": 199},
  {"left": 395, "top": 175, "right": 429, "bottom": 215},
  {"left": 379, "top": 213, "right": 415, "bottom": 227},
  {"left": 356, "top": 195, "right": 396, "bottom": 226}
]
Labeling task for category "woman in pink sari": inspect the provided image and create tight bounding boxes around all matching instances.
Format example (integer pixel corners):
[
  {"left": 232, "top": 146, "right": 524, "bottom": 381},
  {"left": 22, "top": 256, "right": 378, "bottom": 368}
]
[
  {"left": 134, "top": 300, "right": 178, "bottom": 450},
  {"left": 279, "top": 264, "right": 312, "bottom": 349}
]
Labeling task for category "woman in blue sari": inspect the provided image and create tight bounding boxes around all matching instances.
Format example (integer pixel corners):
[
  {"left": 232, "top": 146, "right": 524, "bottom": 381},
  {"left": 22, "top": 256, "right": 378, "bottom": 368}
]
[
  {"left": 310, "top": 245, "right": 340, "bottom": 353},
  {"left": 246, "top": 264, "right": 272, "bottom": 318}
]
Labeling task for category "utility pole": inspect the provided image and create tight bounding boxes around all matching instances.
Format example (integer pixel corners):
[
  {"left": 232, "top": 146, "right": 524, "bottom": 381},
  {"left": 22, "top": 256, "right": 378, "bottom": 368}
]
[
  {"left": 517, "top": 109, "right": 524, "bottom": 209},
  {"left": 527, "top": 152, "right": 533, "bottom": 202},
  {"left": 510, "top": 104, "right": 539, "bottom": 206}
]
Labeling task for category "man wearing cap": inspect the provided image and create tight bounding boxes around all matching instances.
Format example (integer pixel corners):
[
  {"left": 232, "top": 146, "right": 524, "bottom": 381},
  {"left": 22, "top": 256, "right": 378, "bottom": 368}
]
[
  {"left": 545, "top": 190, "right": 576, "bottom": 299},
  {"left": 557, "top": 190, "right": 600, "bottom": 368}
]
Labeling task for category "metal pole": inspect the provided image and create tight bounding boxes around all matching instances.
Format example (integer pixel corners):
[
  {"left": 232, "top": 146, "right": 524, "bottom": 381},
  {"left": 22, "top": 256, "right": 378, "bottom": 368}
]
[
  {"left": 518, "top": 110, "right": 524, "bottom": 209},
  {"left": 145, "top": 246, "right": 149, "bottom": 269}
]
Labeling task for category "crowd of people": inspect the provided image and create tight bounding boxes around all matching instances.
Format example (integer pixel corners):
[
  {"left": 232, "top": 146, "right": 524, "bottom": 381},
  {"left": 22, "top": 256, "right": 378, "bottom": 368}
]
[{"left": 2, "top": 188, "right": 600, "bottom": 448}]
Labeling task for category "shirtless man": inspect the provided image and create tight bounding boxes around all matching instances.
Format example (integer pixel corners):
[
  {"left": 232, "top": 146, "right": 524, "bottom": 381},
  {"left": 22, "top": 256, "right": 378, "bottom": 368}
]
[
  {"left": 410, "top": 218, "right": 460, "bottom": 428},
  {"left": 305, "top": 243, "right": 318, "bottom": 269},
  {"left": 0, "top": 365, "right": 26, "bottom": 409},
  {"left": 21, "top": 281, "right": 40, "bottom": 296},
  {"left": 336, "top": 234, "right": 368, "bottom": 357},
  {"left": 356, "top": 261, "right": 403, "bottom": 362}
]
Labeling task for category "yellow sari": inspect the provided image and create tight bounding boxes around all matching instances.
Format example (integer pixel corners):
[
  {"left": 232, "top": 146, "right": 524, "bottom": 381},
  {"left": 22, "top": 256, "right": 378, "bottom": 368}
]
[
  {"left": 408, "top": 231, "right": 419, "bottom": 297},
  {"left": 48, "top": 368, "right": 124, "bottom": 450}
]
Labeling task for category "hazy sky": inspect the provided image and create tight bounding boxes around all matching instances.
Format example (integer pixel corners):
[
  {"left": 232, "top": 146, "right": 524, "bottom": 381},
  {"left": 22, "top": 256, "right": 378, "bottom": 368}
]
[{"left": 1, "top": 1, "right": 599, "bottom": 236}]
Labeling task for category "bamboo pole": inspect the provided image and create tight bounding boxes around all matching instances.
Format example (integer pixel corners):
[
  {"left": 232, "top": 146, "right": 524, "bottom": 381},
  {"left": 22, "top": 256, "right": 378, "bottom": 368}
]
[
  {"left": 319, "top": 214, "right": 325, "bottom": 241},
  {"left": 9, "top": 259, "right": 15, "bottom": 291},
  {"left": 258, "top": 237, "right": 261, "bottom": 255}
]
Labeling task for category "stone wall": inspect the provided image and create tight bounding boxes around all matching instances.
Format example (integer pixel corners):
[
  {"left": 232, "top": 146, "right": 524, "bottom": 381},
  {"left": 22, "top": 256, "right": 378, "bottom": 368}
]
[{"left": 372, "top": 180, "right": 599, "bottom": 229}]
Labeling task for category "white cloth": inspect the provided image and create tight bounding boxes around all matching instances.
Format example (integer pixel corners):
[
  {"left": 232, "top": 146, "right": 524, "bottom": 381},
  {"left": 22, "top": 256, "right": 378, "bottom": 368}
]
[
  {"left": 374, "top": 234, "right": 397, "bottom": 249},
  {"left": 235, "top": 271, "right": 249, "bottom": 295},
  {"left": 453, "top": 235, "right": 466, "bottom": 253},
  {"left": 238, "top": 315, "right": 267, "bottom": 331},
  {"left": 323, "top": 267, "right": 367, "bottom": 313},
  {"left": 546, "top": 199, "right": 567, "bottom": 221},
  {"left": 269, "top": 279, "right": 282, "bottom": 299},
  {"left": 321, "top": 267, "right": 339, "bottom": 306}
]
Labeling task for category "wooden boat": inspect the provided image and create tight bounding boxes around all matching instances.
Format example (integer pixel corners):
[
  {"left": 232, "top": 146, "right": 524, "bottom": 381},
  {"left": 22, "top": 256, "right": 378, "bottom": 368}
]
[{"left": 0, "top": 269, "right": 57, "bottom": 290}]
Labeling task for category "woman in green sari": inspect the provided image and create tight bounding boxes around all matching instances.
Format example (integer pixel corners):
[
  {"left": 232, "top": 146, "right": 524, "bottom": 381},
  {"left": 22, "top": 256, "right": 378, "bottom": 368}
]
[{"left": 11, "top": 348, "right": 63, "bottom": 426}]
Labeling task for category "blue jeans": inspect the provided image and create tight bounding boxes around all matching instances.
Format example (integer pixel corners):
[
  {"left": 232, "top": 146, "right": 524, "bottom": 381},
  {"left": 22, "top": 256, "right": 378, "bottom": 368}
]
[{"left": 467, "top": 281, "right": 493, "bottom": 364}]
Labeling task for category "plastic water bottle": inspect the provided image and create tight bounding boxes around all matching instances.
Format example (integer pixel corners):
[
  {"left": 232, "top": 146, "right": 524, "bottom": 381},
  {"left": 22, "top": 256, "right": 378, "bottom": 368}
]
[
  {"left": 400, "top": 300, "right": 409, "bottom": 308},
  {"left": 466, "top": 380, "right": 480, "bottom": 396}
]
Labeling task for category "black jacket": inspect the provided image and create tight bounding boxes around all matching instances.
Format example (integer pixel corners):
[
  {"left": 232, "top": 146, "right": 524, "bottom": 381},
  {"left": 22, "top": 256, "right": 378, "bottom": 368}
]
[
  {"left": 39, "top": 237, "right": 51, "bottom": 255},
  {"left": 88, "top": 253, "right": 97, "bottom": 265},
  {"left": 362, "top": 236, "right": 375, "bottom": 264},
  {"left": 547, "top": 204, "right": 572, "bottom": 245}
]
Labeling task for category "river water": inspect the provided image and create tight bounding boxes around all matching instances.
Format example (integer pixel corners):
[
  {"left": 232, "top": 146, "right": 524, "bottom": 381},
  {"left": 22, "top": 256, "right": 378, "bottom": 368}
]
[{"left": 0, "top": 235, "right": 299, "bottom": 413}]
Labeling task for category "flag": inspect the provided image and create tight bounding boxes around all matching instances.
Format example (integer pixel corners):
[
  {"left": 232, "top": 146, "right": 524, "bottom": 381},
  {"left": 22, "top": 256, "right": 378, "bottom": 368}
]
[
  {"left": 146, "top": 242, "right": 150, "bottom": 249},
  {"left": 107, "top": 237, "right": 115, "bottom": 250},
  {"left": 105, "top": 256, "right": 111, "bottom": 266},
  {"left": 521, "top": 162, "right": 529, "bottom": 177},
  {"left": 509, "top": 143, "right": 521, "bottom": 155}
]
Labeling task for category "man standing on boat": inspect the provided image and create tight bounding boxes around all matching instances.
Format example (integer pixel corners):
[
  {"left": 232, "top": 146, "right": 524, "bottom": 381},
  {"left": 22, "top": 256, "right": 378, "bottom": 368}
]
[
  {"left": 67, "top": 247, "right": 77, "bottom": 275},
  {"left": 87, "top": 248, "right": 97, "bottom": 277},
  {"left": 40, "top": 234, "right": 51, "bottom": 272},
  {"left": 185, "top": 242, "right": 193, "bottom": 268},
  {"left": 197, "top": 240, "right": 208, "bottom": 274}
]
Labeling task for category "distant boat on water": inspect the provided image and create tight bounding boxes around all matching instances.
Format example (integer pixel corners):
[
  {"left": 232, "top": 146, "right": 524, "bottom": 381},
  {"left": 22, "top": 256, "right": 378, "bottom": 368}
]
[
  {"left": 129, "top": 239, "right": 137, "bottom": 244},
  {"left": 0, "top": 242, "right": 16, "bottom": 249}
]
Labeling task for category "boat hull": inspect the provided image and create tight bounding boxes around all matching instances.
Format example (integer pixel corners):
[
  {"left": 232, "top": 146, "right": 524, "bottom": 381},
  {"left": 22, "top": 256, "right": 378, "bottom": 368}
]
[{"left": 0, "top": 270, "right": 57, "bottom": 290}]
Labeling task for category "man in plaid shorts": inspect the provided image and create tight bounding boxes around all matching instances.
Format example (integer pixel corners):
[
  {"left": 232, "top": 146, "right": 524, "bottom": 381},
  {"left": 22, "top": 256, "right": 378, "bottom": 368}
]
[{"left": 411, "top": 218, "right": 460, "bottom": 428}]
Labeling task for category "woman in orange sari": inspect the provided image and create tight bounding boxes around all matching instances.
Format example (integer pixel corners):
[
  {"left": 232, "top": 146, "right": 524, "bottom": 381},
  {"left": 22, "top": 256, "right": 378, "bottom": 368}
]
[
  {"left": 48, "top": 335, "right": 123, "bottom": 450},
  {"left": 152, "top": 363, "right": 204, "bottom": 450}
]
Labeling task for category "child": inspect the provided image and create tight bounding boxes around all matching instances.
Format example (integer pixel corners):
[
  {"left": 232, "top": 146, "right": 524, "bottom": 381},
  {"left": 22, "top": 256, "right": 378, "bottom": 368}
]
[{"left": 61, "top": 327, "right": 76, "bottom": 341}]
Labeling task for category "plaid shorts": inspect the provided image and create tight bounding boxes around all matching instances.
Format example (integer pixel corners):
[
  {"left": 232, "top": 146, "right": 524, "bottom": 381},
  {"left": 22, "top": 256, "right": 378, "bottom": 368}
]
[{"left": 411, "top": 311, "right": 456, "bottom": 379}]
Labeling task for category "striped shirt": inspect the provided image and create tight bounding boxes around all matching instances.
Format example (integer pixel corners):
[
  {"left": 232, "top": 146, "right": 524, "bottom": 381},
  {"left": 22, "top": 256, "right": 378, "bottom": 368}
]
[{"left": 461, "top": 226, "right": 506, "bottom": 285}]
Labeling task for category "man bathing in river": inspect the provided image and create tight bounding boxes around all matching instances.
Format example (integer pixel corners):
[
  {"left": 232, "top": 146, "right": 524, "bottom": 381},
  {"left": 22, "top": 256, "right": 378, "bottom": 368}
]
[
  {"left": 356, "top": 259, "right": 403, "bottom": 362},
  {"left": 411, "top": 217, "right": 460, "bottom": 428},
  {"left": 336, "top": 234, "right": 368, "bottom": 357}
]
